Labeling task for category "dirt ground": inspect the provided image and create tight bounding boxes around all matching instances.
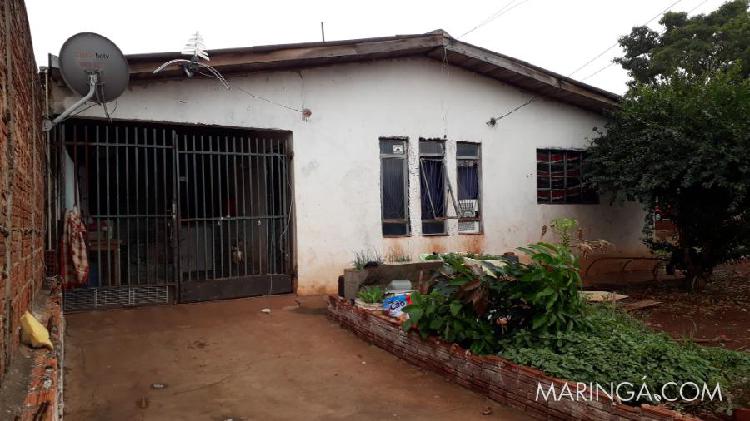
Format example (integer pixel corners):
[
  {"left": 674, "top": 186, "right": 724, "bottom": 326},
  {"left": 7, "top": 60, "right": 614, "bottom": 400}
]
[
  {"left": 64, "top": 295, "right": 530, "bottom": 421},
  {"left": 598, "top": 262, "right": 750, "bottom": 351}
]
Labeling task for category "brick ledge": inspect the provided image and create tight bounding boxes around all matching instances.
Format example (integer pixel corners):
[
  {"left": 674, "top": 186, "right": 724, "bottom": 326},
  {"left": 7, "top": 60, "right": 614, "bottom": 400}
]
[
  {"left": 327, "top": 295, "right": 698, "bottom": 421},
  {"left": 21, "top": 286, "right": 64, "bottom": 421}
]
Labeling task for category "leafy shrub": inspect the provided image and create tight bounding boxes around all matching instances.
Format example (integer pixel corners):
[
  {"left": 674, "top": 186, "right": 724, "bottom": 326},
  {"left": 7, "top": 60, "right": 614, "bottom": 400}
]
[
  {"left": 501, "top": 304, "right": 750, "bottom": 413},
  {"left": 402, "top": 291, "right": 499, "bottom": 355},
  {"left": 403, "top": 242, "right": 587, "bottom": 352},
  {"left": 499, "top": 242, "right": 588, "bottom": 339},
  {"left": 357, "top": 285, "right": 385, "bottom": 304}
]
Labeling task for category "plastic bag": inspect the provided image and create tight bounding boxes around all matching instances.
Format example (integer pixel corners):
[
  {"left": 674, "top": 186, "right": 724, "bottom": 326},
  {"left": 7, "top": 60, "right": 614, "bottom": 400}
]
[{"left": 20, "top": 311, "right": 53, "bottom": 350}]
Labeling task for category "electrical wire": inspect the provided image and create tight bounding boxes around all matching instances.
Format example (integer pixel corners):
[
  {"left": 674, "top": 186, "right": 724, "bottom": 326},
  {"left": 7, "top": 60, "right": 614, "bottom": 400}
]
[
  {"left": 581, "top": 0, "right": 714, "bottom": 82},
  {"left": 487, "top": 0, "right": 688, "bottom": 125},
  {"left": 235, "top": 86, "right": 302, "bottom": 114},
  {"left": 460, "top": 0, "right": 533, "bottom": 38},
  {"left": 568, "top": 0, "right": 686, "bottom": 78}
]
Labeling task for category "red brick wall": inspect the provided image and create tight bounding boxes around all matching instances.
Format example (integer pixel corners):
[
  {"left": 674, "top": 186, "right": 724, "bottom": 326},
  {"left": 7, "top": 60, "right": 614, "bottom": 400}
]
[
  {"left": 0, "top": 0, "right": 47, "bottom": 385},
  {"left": 328, "top": 296, "right": 698, "bottom": 421}
]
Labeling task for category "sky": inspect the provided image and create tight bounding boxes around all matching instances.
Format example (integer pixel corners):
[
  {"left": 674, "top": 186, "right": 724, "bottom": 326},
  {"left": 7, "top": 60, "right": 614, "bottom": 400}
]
[{"left": 26, "top": 0, "right": 725, "bottom": 95}]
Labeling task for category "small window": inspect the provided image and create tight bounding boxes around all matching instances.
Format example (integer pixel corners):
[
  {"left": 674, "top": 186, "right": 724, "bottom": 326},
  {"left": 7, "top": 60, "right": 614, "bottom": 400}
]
[
  {"left": 457, "top": 142, "right": 481, "bottom": 234},
  {"left": 536, "top": 149, "right": 598, "bottom": 204},
  {"left": 380, "top": 137, "right": 409, "bottom": 236},
  {"left": 419, "top": 140, "right": 446, "bottom": 235}
]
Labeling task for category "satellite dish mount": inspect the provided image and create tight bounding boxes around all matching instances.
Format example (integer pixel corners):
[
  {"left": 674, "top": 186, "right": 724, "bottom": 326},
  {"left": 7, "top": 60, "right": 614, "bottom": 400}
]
[{"left": 44, "top": 32, "right": 129, "bottom": 131}]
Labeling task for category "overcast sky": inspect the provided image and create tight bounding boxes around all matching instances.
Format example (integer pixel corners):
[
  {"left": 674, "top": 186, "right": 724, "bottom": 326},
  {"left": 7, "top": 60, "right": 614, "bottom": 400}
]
[{"left": 26, "top": 0, "right": 724, "bottom": 95}]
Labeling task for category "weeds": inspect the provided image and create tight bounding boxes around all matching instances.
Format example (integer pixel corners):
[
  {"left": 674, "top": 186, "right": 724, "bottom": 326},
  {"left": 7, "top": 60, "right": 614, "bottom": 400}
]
[{"left": 352, "top": 249, "right": 383, "bottom": 270}]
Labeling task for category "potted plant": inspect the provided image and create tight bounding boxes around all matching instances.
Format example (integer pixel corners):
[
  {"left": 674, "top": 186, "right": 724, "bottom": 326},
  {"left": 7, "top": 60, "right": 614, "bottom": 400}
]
[{"left": 355, "top": 285, "right": 385, "bottom": 311}]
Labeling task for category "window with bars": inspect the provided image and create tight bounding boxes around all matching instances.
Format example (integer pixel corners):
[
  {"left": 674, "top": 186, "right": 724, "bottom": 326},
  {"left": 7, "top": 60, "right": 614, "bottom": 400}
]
[
  {"left": 380, "top": 137, "right": 410, "bottom": 236},
  {"left": 536, "top": 149, "right": 598, "bottom": 204},
  {"left": 419, "top": 140, "right": 447, "bottom": 235},
  {"left": 457, "top": 142, "right": 481, "bottom": 234}
]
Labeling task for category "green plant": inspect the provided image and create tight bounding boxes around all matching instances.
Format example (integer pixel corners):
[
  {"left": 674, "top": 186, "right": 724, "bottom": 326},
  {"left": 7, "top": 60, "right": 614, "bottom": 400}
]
[
  {"left": 403, "top": 242, "right": 588, "bottom": 353},
  {"left": 586, "top": 67, "right": 750, "bottom": 290},
  {"left": 356, "top": 285, "right": 385, "bottom": 304},
  {"left": 463, "top": 252, "right": 504, "bottom": 260},
  {"left": 500, "top": 242, "right": 588, "bottom": 338},
  {"left": 615, "top": 0, "right": 750, "bottom": 87},
  {"left": 549, "top": 217, "right": 578, "bottom": 248},
  {"left": 352, "top": 249, "right": 383, "bottom": 270},
  {"left": 500, "top": 304, "right": 750, "bottom": 415},
  {"left": 403, "top": 291, "right": 500, "bottom": 355}
]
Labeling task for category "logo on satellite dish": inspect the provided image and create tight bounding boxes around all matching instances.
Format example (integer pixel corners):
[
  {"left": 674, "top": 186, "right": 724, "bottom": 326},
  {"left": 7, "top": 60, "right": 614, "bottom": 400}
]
[{"left": 77, "top": 50, "right": 110, "bottom": 59}]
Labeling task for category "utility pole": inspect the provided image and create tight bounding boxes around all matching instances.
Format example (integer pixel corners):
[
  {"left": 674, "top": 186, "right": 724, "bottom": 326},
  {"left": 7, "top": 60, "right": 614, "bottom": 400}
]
[{"left": 321, "top": 22, "right": 325, "bottom": 42}]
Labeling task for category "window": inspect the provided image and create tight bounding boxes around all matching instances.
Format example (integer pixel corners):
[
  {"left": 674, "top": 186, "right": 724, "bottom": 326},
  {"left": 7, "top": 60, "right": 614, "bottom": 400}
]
[
  {"left": 536, "top": 149, "right": 598, "bottom": 204},
  {"left": 457, "top": 142, "right": 481, "bottom": 234},
  {"left": 380, "top": 138, "right": 409, "bottom": 236},
  {"left": 419, "top": 140, "right": 446, "bottom": 235}
]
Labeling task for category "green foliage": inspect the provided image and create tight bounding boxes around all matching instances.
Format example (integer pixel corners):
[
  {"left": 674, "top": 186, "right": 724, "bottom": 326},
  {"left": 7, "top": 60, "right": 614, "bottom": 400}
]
[
  {"left": 352, "top": 249, "right": 383, "bottom": 270},
  {"left": 356, "top": 285, "right": 385, "bottom": 304},
  {"left": 500, "top": 243, "right": 588, "bottom": 339},
  {"left": 462, "top": 252, "right": 504, "bottom": 260},
  {"left": 586, "top": 69, "right": 750, "bottom": 289},
  {"left": 501, "top": 305, "right": 750, "bottom": 412},
  {"left": 402, "top": 291, "right": 499, "bottom": 355},
  {"left": 616, "top": 0, "right": 750, "bottom": 86},
  {"left": 403, "top": 242, "right": 587, "bottom": 353},
  {"left": 549, "top": 217, "right": 578, "bottom": 247}
]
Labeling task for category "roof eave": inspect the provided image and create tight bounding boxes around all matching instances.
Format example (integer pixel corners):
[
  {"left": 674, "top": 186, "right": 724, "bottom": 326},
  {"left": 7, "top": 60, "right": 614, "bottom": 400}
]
[{"left": 96, "top": 31, "right": 621, "bottom": 114}]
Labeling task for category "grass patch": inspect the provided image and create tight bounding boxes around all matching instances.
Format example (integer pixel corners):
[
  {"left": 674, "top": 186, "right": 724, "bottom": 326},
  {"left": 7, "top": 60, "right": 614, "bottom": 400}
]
[{"left": 499, "top": 304, "right": 750, "bottom": 414}]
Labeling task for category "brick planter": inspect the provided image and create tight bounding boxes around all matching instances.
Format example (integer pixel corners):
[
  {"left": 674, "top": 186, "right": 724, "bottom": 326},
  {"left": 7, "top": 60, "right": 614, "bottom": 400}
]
[{"left": 327, "top": 296, "right": 698, "bottom": 421}]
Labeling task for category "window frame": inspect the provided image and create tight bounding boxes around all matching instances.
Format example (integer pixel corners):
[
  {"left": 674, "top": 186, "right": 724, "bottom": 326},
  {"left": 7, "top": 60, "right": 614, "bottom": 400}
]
[
  {"left": 379, "top": 137, "right": 410, "bottom": 237},
  {"left": 536, "top": 148, "right": 598, "bottom": 205},
  {"left": 456, "top": 141, "right": 482, "bottom": 235},
  {"left": 419, "top": 139, "right": 447, "bottom": 236}
]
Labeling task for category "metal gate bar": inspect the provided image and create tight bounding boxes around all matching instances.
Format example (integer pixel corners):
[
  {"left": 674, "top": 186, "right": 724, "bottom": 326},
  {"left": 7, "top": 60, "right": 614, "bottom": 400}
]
[
  {"left": 176, "top": 129, "right": 292, "bottom": 300},
  {"left": 57, "top": 119, "right": 293, "bottom": 307},
  {"left": 61, "top": 120, "right": 178, "bottom": 288}
]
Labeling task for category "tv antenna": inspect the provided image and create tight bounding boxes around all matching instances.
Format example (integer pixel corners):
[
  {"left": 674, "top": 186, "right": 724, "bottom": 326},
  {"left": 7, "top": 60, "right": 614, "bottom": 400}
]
[
  {"left": 44, "top": 32, "right": 129, "bottom": 131},
  {"left": 152, "top": 32, "right": 230, "bottom": 89}
]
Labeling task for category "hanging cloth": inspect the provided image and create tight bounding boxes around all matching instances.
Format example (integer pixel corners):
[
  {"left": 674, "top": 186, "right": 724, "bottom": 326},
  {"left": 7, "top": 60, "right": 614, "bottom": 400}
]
[{"left": 60, "top": 207, "right": 89, "bottom": 289}]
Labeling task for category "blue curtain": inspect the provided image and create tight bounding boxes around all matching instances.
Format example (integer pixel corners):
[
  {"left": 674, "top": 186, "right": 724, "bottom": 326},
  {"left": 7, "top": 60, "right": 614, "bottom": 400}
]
[
  {"left": 420, "top": 159, "right": 445, "bottom": 219},
  {"left": 458, "top": 163, "right": 479, "bottom": 200}
]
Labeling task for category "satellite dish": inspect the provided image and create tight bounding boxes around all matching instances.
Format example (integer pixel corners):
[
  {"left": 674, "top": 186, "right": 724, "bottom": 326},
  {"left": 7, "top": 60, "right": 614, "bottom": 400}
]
[
  {"left": 44, "top": 32, "right": 129, "bottom": 130},
  {"left": 59, "top": 32, "right": 129, "bottom": 102}
]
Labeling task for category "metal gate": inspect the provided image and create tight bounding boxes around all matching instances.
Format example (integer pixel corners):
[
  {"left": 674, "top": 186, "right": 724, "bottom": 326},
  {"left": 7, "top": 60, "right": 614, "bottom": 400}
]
[
  {"left": 175, "top": 127, "right": 293, "bottom": 302},
  {"left": 56, "top": 119, "right": 293, "bottom": 309}
]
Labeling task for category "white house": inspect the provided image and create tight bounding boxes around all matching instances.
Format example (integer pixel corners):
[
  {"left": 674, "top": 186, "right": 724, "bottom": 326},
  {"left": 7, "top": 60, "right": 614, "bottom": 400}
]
[{"left": 48, "top": 30, "right": 646, "bottom": 306}]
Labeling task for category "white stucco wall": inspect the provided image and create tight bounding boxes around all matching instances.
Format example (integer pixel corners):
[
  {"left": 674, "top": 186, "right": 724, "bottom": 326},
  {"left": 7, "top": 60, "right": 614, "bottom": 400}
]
[{"left": 53, "top": 57, "right": 646, "bottom": 294}]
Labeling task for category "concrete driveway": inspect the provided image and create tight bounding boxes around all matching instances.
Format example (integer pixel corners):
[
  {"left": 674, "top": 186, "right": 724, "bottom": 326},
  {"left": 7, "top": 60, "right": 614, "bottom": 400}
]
[{"left": 64, "top": 295, "right": 530, "bottom": 421}]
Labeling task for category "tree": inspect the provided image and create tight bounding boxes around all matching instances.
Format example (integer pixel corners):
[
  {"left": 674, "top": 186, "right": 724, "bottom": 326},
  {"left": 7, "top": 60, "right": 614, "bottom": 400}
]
[
  {"left": 616, "top": 0, "right": 750, "bottom": 87},
  {"left": 585, "top": 70, "right": 750, "bottom": 290}
]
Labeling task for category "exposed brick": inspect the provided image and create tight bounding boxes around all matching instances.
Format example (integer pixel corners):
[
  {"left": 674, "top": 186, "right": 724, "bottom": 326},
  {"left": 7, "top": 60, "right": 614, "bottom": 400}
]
[
  {"left": 1, "top": 0, "right": 47, "bottom": 396},
  {"left": 328, "top": 296, "right": 701, "bottom": 421}
]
